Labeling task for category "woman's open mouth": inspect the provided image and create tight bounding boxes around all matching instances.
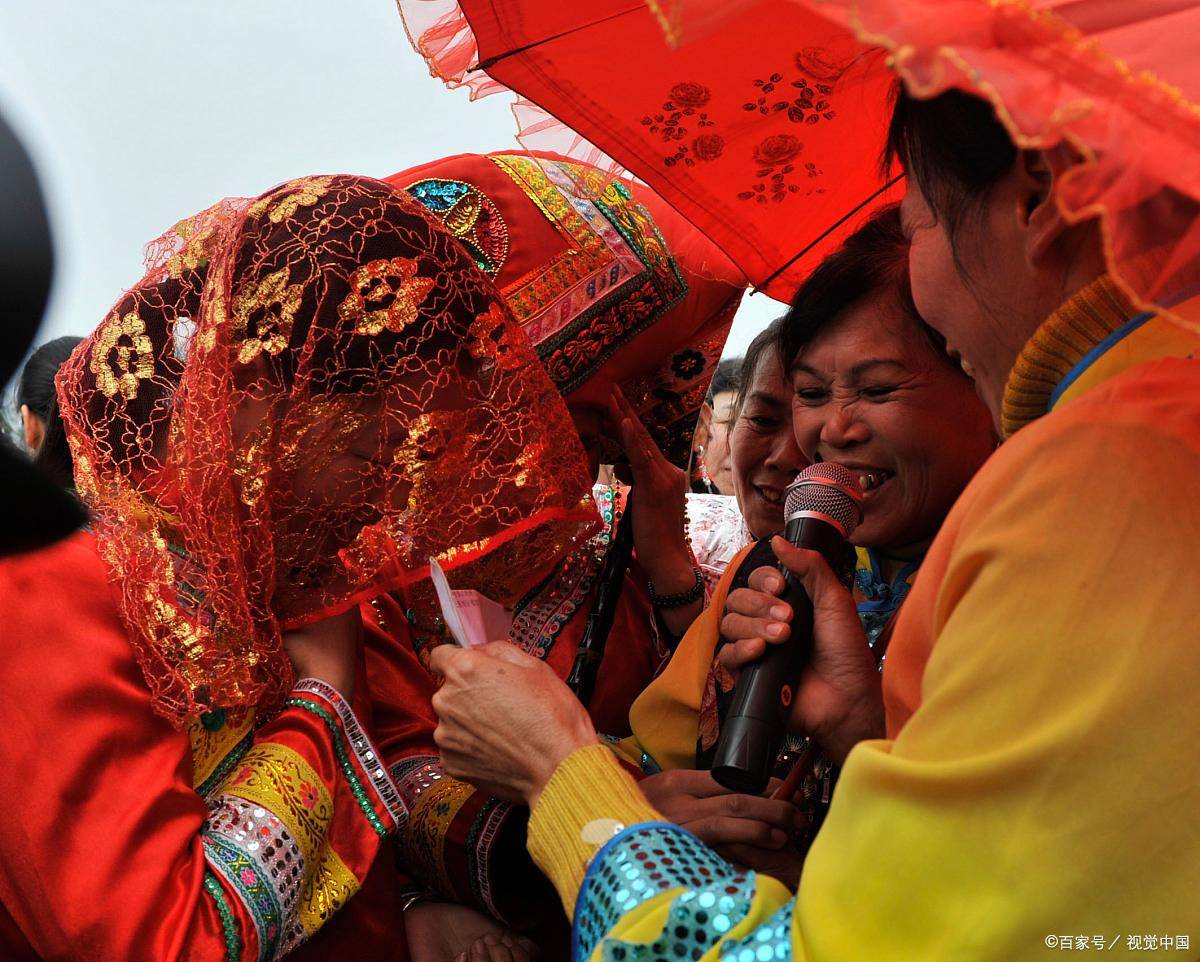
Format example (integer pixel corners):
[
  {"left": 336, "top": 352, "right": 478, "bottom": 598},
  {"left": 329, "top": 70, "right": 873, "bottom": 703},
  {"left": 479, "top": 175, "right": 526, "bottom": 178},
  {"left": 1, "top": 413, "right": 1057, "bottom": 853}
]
[
  {"left": 754, "top": 485, "right": 785, "bottom": 507},
  {"left": 857, "top": 470, "right": 893, "bottom": 494}
]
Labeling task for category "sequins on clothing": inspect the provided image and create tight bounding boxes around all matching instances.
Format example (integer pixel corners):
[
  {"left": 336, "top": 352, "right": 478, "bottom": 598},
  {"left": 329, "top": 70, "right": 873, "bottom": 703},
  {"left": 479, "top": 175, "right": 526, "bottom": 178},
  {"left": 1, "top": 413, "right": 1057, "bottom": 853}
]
[
  {"left": 204, "top": 798, "right": 303, "bottom": 959},
  {"left": 195, "top": 681, "right": 393, "bottom": 959},
  {"left": 575, "top": 823, "right": 752, "bottom": 962},
  {"left": 406, "top": 178, "right": 510, "bottom": 276},
  {"left": 717, "top": 899, "right": 794, "bottom": 962},
  {"left": 292, "top": 678, "right": 407, "bottom": 825}
]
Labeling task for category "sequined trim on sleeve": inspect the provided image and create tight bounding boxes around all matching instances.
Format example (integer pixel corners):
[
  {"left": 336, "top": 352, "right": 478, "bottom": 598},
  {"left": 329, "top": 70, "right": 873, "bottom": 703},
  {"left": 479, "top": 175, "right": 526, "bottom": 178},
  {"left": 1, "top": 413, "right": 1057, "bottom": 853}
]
[
  {"left": 574, "top": 823, "right": 753, "bottom": 962},
  {"left": 466, "top": 794, "right": 515, "bottom": 919},
  {"left": 390, "top": 754, "right": 477, "bottom": 898},
  {"left": 201, "top": 742, "right": 336, "bottom": 961},
  {"left": 291, "top": 677, "right": 407, "bottom": 826}
]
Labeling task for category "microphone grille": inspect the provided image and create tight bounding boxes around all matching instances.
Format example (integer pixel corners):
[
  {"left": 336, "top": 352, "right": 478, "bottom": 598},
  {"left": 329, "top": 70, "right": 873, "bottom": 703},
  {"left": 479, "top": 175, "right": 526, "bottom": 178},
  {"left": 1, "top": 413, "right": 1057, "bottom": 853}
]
[{"left": 784, "top": 462, "right": 864, "bottom": 538}]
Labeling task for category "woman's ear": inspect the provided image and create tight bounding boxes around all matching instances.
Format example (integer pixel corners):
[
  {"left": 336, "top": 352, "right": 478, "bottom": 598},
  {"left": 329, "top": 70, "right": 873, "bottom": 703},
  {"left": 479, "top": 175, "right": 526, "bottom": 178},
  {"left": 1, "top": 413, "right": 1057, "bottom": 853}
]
[
  {"left": 20, "top": 404, "right": 45, "bottom": 452},
  {"left": 693, "top": 401, "right": 713, "bottom": 454},
  {"left": 1020, "top": 144, "right": 1086, "bottom": 266}
]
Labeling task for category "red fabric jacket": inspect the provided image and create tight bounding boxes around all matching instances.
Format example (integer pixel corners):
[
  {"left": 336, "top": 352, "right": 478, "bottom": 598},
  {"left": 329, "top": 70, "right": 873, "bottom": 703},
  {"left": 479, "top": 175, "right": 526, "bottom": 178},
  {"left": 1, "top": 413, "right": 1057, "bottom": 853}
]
[{"left": 0, "top": 531, "right": 408, "bottom": 962}]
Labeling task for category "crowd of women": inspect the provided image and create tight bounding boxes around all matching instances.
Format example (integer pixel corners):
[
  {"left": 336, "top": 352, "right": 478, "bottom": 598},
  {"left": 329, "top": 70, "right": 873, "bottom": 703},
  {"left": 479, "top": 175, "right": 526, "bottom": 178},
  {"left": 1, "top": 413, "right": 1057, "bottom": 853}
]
[{"left": 2, "top": 35, "right": 1198, "bottom": 962}]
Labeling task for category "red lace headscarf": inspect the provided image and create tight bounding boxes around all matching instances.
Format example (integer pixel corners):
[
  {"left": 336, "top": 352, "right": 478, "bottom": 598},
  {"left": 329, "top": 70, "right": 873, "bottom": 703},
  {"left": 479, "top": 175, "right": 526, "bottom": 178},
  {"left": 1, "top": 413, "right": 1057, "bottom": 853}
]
[
  {"left": 385, "top": 152, "right": 747, "bottom": 467},
  {"left": 57, "top": 175, "right": 597, "bottom": 725}
]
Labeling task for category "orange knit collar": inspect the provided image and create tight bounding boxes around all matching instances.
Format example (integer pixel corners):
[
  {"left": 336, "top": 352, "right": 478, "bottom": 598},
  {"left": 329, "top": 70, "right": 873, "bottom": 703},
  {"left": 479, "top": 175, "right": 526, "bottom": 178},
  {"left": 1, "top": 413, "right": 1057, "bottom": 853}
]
[{"left": 999, "top": 275, "right": 1136, "bottom": 438}]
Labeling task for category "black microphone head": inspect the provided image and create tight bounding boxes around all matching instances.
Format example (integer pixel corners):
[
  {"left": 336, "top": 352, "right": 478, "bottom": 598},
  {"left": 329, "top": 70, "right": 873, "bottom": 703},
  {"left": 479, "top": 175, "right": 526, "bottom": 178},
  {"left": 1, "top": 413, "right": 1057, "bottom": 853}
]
[{"left": 784, "top": 462, "right": 864, "bottom": 539}]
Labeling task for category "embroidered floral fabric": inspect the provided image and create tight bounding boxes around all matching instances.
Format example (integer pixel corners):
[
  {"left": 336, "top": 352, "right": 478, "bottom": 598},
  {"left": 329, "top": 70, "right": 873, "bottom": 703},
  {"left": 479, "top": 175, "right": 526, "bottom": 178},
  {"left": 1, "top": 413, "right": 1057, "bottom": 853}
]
[
  {"left": 57, "top": 175, "right": 597, "bottom": 724},
  {"left": 199, "top": 678, "right": 405, "bottom": 961},
  {"left": 386, "top": 152, "right": 746, "bottom": 468},
  {"left": 397, "top": 0, "right": 1200, "bottom": 331},
  {"left": 392, "top": 4, "right": 899, "bottom": 300}
]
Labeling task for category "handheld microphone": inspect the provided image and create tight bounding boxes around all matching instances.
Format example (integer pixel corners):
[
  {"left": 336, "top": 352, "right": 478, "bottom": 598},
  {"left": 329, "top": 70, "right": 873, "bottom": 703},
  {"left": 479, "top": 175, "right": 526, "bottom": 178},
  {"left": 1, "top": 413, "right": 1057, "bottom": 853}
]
[{"left": 710, "top": 462, "right": 863, "bottom": 794}]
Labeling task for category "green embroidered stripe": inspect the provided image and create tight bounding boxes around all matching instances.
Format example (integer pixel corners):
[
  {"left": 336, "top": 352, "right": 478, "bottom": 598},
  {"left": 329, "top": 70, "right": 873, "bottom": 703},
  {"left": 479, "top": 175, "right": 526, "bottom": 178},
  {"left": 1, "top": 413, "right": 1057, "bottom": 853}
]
[
  {"left": 283, "top": 697, "right": 388, "bottom": 838},
  {"left": 197, "top": 731, "right": 254, "bottom": 799},
  {"left": 203, "top": 870, "right": 242, "bottom": 962}
]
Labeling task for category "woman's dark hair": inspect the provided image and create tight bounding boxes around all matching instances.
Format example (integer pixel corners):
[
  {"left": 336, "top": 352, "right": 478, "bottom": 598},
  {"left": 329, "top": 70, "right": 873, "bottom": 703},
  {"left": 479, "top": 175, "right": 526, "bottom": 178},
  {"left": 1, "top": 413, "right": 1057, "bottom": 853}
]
[
  {"left": 16, "top": 336, "right": 82, "bottom": 490},
  {"left": 884, "top": 85, "right": 1018, "bottom": 243},
  {"left": 734, "top": 318, "right": 785, "bottom": 415},
  {"left": 706, "top": 358, "right": 742, "bottom": 403},
  {"left": 777, "top": 204, "right": 948, "bottom": 366},
  {"left": 17, "top": 335, "right": 82, "bottom": 421}
]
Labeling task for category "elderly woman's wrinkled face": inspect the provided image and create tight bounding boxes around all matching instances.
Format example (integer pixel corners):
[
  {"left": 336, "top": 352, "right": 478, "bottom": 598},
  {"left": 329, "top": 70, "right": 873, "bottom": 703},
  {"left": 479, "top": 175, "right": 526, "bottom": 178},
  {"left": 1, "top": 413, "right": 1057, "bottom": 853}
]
[
  {"left": 729, "top": 347, "right": 807, "bottom": 539},
  {"left": 790, "top": 296, "right": 995, "bottom": 553},
  {"left": 702, "top": 388, "right": 738, "bottom": 494}
]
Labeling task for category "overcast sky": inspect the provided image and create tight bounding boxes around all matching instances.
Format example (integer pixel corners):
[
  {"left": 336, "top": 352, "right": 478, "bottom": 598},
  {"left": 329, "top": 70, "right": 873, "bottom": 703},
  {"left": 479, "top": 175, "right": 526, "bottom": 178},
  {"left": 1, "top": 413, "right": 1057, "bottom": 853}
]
[{"left": 0, "top": 0, "right": 782, "bottom": 382}]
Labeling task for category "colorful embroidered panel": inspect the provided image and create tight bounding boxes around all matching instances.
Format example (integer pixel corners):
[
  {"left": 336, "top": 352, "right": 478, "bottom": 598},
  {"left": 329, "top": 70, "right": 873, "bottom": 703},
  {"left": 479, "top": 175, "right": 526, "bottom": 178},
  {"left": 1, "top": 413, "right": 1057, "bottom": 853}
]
[
  {"left": 189, "top": 707, "right": 256, "bottom": 794},
  {"left": 489, "top": 154, "right": 688, "bottom": 397},
  {"left": 196, "top": 683, "right": 401, "bottom": 961},
  {"left": 406, "top": 178, "right": 510, "bottom": 276},
  {"left": 508, "top": 484, "right": 618, "bottom": 659},
  {"left": 292, "top": 677, "right": 408, "bottom": 827}
]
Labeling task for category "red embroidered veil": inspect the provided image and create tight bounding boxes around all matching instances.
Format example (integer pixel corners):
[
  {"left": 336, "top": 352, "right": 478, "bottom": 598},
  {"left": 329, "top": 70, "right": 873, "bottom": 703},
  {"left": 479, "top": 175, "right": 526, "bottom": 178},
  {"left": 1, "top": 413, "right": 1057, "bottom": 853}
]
[
  {"left": 396, "top": 0, "right": 1200, "bottom": 329},
  {"left": 56, "top": 175, "right": 597, "bottom": 724}
]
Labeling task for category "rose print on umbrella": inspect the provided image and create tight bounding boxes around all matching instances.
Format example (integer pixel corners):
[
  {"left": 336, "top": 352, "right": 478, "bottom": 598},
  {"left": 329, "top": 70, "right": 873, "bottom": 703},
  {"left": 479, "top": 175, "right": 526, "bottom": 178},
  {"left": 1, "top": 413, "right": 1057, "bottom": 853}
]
[
  {"left": 740, "top": 135, "right": 806, "bottom": 204},
  {"left": 642, "top": 81, "right": 724, "bottom": 168},
  {"left": 743, "top": 50, "right": 839, "bottom": 125}
]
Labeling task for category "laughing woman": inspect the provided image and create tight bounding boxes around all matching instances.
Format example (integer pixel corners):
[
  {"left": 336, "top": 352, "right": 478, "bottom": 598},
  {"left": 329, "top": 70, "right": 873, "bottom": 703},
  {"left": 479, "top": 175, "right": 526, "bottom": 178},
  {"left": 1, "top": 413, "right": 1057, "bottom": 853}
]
[{"left": 611, "top": 206, "right": 994, "bottom": 875}]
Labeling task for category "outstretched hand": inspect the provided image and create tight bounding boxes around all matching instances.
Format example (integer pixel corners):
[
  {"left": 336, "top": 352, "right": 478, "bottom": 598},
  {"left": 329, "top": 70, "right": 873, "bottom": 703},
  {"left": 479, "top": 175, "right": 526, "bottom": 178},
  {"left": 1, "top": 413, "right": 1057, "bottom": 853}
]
[
  {"left": 719, "top": 537, "right": 883, "bottom": 764},
  {"left": 608, "top": 385, "right": 702, "bottom": 634},
  {"left": 430, "top": 641, "right": 597, "bottom": 808}
]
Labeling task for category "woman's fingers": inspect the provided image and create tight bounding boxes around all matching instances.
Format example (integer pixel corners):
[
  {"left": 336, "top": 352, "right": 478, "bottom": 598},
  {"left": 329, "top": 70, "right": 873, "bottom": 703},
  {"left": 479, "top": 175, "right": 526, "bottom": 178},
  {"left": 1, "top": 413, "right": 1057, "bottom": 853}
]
[
  {"left": 770, "top": 538, "right": 842, "bottom": 608},
  {"left": 684, "top": 815, "right": 790, "bottom": 849},
  {"left": 498, "top": 934, "right": 538, "bottom": 962},
  {"left": 745, "top": 565, "right": 787, "bottom": 596},
  {"left": 481, "top": 935, "right": 515, "bottom": 962},
  {"left": 720, "top": 585, "right": 793, "bottom": 650},
  {"left": 720, "top": 611, "right": 789, "bottom": 645},
  {"left": 687, "top": 790, "right": 799, "bottom": 831},
  {"left": 475, "top": 639, "right": 535, "bottom": 666},
  {"left": 716, "top": 636, "right": 768, "bottom": 670},
  {"left": 726, "top": 584, "right": 792, "bottom": 621},
  {"left": 617, "top": 416, "right": 654, "bottom": 474},
  {"left": 610, "top": 388, "right": 662, "bottom": 472}
]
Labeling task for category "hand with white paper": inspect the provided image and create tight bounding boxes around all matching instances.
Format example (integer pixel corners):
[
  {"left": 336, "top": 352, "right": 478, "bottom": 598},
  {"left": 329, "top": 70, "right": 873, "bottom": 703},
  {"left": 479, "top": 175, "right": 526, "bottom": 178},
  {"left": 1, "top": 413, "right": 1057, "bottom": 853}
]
[{"left": 429, "top": 557, "right": 514, "bottom": 648}]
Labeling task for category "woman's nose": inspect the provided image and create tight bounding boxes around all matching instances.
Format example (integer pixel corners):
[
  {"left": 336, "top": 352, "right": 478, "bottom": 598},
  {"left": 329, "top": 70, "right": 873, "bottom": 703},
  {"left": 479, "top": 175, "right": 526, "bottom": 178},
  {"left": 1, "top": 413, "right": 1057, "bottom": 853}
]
[
  {"left": 765, "top": 426, "right": 806, "bottom": 473},
  {"left": 820, "top": 406, "right": 870, "bottom": 448}
]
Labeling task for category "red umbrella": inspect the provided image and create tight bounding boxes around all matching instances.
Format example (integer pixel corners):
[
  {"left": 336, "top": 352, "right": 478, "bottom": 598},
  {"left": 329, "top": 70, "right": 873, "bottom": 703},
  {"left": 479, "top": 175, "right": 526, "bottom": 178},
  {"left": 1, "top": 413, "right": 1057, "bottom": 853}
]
[
  {"left": 397, "top": 0, "right": 900, "bottom": 300},
  {"left": 397, "top": 0, "right": 1200, "bottom": 326}
]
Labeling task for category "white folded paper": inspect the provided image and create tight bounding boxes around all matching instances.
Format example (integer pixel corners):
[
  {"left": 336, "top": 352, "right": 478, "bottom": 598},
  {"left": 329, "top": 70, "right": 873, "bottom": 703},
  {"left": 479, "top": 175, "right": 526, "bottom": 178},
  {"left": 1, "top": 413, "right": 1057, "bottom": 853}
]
[{"left": 428, "top": 556, "right": 513, "bottom": 648}]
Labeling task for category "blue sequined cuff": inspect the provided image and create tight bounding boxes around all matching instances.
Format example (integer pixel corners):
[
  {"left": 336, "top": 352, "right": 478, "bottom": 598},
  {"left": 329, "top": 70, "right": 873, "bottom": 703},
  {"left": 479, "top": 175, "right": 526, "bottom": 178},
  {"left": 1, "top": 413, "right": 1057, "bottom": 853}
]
[{"left": 573, "top": 822, "right": 753, "bottom": 962}]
